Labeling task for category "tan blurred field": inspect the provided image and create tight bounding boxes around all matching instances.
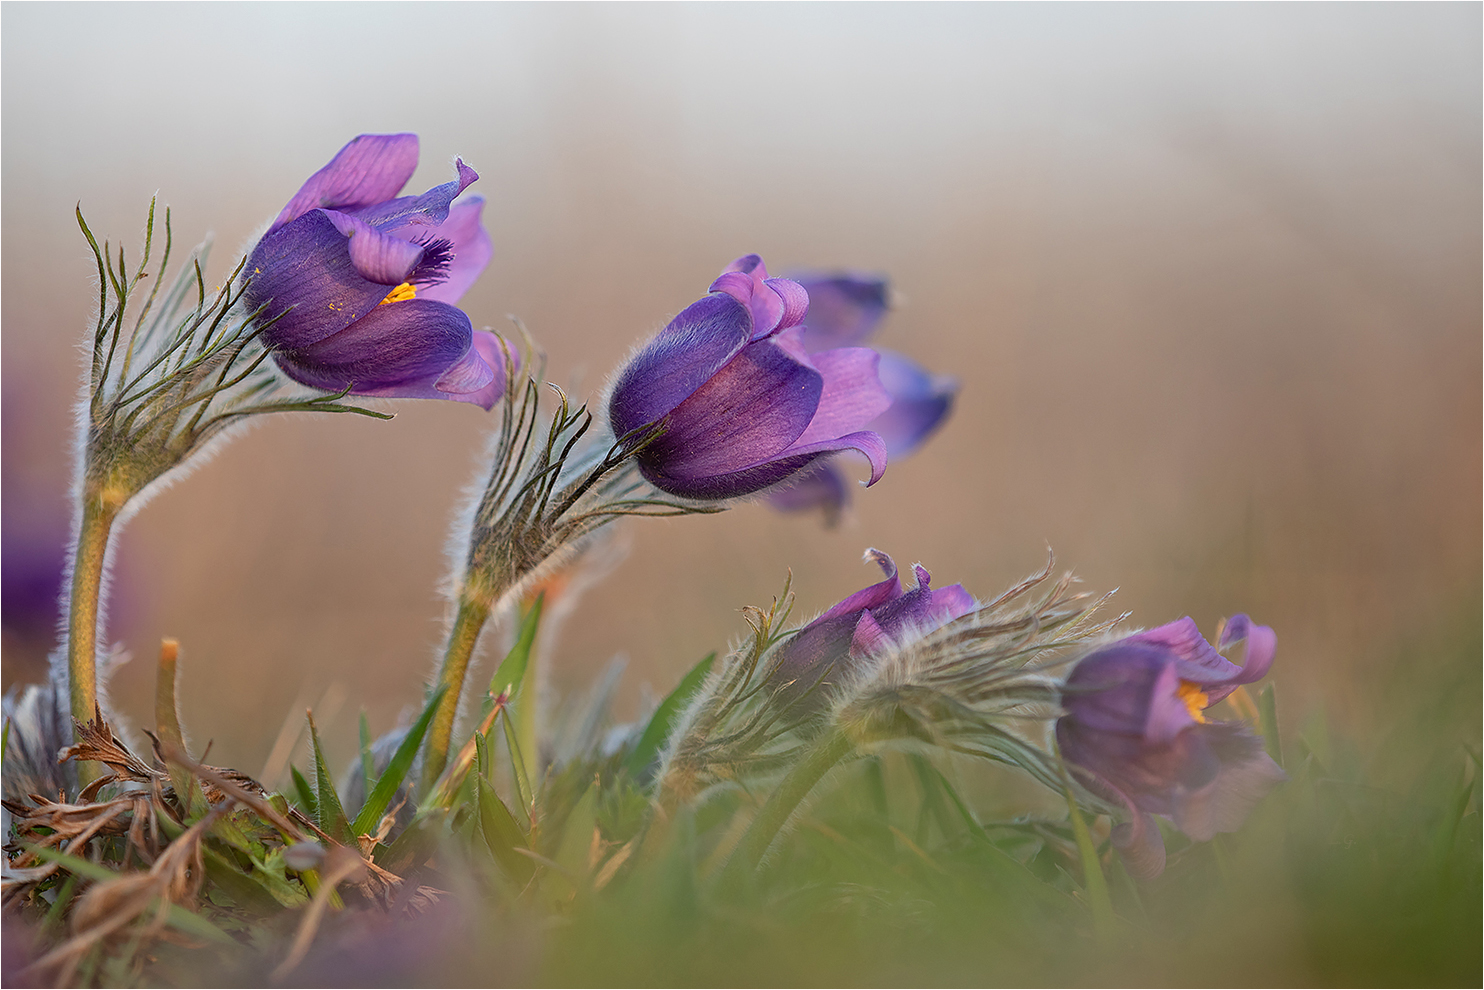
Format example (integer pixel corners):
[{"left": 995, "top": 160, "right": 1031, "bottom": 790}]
[{"left": 3, "top": 3, "right": 1478, "bottom": 778}]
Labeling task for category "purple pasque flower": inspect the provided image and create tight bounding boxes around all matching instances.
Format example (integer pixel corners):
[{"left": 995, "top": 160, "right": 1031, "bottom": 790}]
[
  {"left": 244, "top": 133, "right": 505, "bottom": 409},
  {"left": 1056, "top": 615, "right": 1286, "bottom": 879},
  {"left": 608, "top": 255, "right": 892, "bottom": 501},
  {"left": 769, "top": 549, "right": 975, "bottom": 705},
  {"left": 768, "top": 274, "right": 957, "bottom": 521}
]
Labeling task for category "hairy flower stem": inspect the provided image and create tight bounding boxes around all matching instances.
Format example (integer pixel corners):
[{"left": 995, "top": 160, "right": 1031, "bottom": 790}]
[
  {"left": 729, "top": 728, "right": 854, "bottom": 877},
  {"left": 65, "top": 491, "right": 123, "bottom": 774},
  {"left": 422, "top": 594, "right": 493, "bottom": 793}
]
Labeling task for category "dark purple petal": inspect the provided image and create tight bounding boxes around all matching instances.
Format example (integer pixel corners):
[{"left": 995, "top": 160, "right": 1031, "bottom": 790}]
[
  {"left": 765, "top": 461, "right": 851, "bottom": 523},
  {"left": 416, "top": 197, "right": 492, "bottom": 305},
  {"left": 246, "top": 211, "right": 396, "bottom": 349},
  {"left": 766, "top": 277, "right": 810, "bottom": 331},
  {"left": 272, "top": 298, "right": 488, "bottom": 405},
  {"left": 636, "top": 334, "right": 821, "bottom": 486},
  {"left": 868, "top": 350, "right": 958, "bottom": 457},
  {"left": 348, "top": 159, "right": 480, "bottom": 233},
  {"left": 271, "top": 134, "right": 419, "bottom": 234},
  {"left": 791, "top": 346, "right": 891, "bottom": 447},
  {"left": 609, "top": 294, "right": 754, "bottom": 436},
  {"left": 322, "top": 210, "right": 426, "bottom": 286},
  {"left": 868, "top": 562, "right": 974, "bottom": 641},
  {"left": 792, "top": 274, "right": 890, "bottom": 350},
  {"left": 769, "top": 612, "right": 863, "bottom": 696},
  {"left": 1060, "top": 645, "right": 1167, "bottom": 735}
]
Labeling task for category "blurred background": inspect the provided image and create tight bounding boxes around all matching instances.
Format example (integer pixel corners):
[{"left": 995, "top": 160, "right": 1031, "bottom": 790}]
[{"left": 3, "top": 4, "right": 1478, "bottom": 782}]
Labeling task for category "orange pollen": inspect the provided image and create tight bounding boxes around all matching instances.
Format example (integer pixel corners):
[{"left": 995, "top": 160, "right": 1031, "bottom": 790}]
[
  {"left": 379, "top": 282, "right": 416, "bottom": 305},
  {"left": 1177, "top": 681, "right": 1210, "bottom": 722}
]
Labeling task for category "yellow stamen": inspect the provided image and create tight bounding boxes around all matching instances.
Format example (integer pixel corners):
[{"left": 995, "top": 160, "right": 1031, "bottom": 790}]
[
  {"left": 379, "top": 282, "right": 417, "bottom": 305},
  {"left": 1177, "top": 681, "right": 1210, "bottom": 723}
]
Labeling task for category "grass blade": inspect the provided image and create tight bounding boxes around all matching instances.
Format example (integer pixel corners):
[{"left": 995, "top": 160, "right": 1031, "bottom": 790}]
[
  {"left": 624, "top": 652, "right": 715, "bottom": 781},
  {"left": 349, "top": 684, "right": 447, "bottom": 837},
  {"left": 477, "top": 776, "right": 535, "bottom": 883},
  {"left": 290, "top": 765, "right": 318, "bottom": 819},
  {"left": 487, "top": 593, "right": 544, "bottom": 704},
  {"left": 307, "top": 712, "right": 349, "bottom": 842}
]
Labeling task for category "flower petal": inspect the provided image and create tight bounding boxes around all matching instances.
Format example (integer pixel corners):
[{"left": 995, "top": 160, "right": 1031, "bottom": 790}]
[
  {"left": 711, "top": 257, "right": 805, "bottom": 338},
  {"left": 415, "top": 197, "right": 492, "bottom": 305},
  {"left": 271, "top": 133, "right": 419, "bottom": 233},
  {"left": 765, "top": 461, "right": 851, "bottom": 524},
  {"left": 1143, "top": 660, "right": 1199, "bottom": 744},
  {"left": 1111, "top": 810, "right": 1167, "bottom": 881},
  {"left": 792, "top": 274, "right": 890, "bottom": 350},
  {"left": 609, "top": 293, "right": 754, "bottom": 436},
  {"left": 1171, "top": 725, "right": 1286, "bottom": 842},
  {"left": 868, "top": 350, "right": 958, "bottom": 457},
  {"left": 272, "top": 298, "right": 484, "bottom": 404},
  {"left": 246, "top": 211, "right": 396, "bottom": 349},
  {"left": 1213, "top": 614, "right": 1277, "bottom": 688},
  {"left": 350, "top": 159, "right": 479, "bottom": 233},
  {"left": 792, "top": 346, "right": 892, "bottom": 448},
  {"left": 322, "top": 210, "right": 425, "bottom": 286},
  {"left": 637, "top": 333, "right": 821, "bottom": 484},
  {"left": 818, "top": 549, "right": 902, "bottom": 621},
  {"left": 776, "top": 430, "right": 888, "bottom": 487}
]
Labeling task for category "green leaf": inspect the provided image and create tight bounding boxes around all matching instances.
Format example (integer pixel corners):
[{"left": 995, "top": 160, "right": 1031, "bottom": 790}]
[
  {"left": 350, "top": 684, "right": 448, "bottom": 838},
  {"left": 1063, "top": 787, "right": 1115, "bottom": 946},
  {"left": 487, "top": 592, "right": 544, "bottom": 705},
  {"left": 502, "top": 707, "right": 534, "bottom": 815},
  {"left": 1257, "top": 683, "right": 1283, "bottom": 768},
  {"left": 550, "top": 776, "right": 598, "bottom": 880},
  {"left": 624, "top": 652, "right": 715, "bottom": 781},
  {"left": 308, "top": 712, "right": 350, "bottom": 843},
  {"left": 359, "top": 711, "right": 375, "bottom": 798},
  {"left": 477, "top": 776, "right": 535, "bottom": 883},
  {"left": 290, "top": 765, "right": 318, "bottom": 818}
]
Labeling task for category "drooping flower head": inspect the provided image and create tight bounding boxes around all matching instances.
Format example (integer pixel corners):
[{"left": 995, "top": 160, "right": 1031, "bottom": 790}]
[
  {"left": 244, "top": 134, "right": 506, "bottom": 409},
  {"left": 769, "top": 549, "right": 975, "bottom": 706},
  {"left": 608, "top": 255, "right": 892, "bottom": 500},
  {"left": 768, "top": 274, "right": 958, "bottom": 521},
  {"left": 1056, "top": 615, "right": 1286, "bottom": 879}
]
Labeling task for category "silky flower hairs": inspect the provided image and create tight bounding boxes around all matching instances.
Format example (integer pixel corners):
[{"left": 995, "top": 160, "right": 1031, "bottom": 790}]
[
  {"left": 243, "top": 133, "right": 507, "bottom": 408},
  {"left": 1056, "top": 615, "right": 1286, "bottom": 879},
  {"left": 608, "top": 255, "right": 892, "bottom": 501},
  {"left": 655, "top": 551, "right": 1122, "bottom": 872}
]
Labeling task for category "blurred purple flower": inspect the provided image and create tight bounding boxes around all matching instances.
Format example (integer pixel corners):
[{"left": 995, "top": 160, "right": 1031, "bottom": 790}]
[
  {"left": 608, "top": 255, "right": 891, "bottom": 500},
  {"left": 1056, "top": 615, "right": 1286, "bottom": 879},
  {"left": 244, "top": 133, "right": 506, "bottom": 409},
  {"left": 769, "top": 549, "right": 975, "bottom": 705},
  {"left": 769, "top": 274, "right": 957, "bottom": 522}
]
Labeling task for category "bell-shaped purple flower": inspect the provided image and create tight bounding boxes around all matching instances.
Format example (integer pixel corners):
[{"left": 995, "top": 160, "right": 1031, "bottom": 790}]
[
  {"left": 768, "top": 274, "right": 958, "bottom": 521},
  {"left": 608, "top": 255, "right": 891, "bottom": 500},
  {"left": 1056, "top": 615, "right": 1286, "bottom": 879},
  {"left": 244, "top": 133, "right": 506, "bottom": 409},
  {"left": 769, "top": 549, "right": 975, "bottom": 704}
]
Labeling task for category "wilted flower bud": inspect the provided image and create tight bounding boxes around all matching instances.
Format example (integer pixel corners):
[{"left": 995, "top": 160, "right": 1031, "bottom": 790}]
[
  {"left": 608, "top": 255, "right": 892, "bottom": 500},
  {"left": 1056, "top": 615, "right": 1286, "bottom": 879}
]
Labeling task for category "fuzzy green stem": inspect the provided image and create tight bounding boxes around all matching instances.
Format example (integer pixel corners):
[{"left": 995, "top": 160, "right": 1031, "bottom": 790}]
[
  {"left": 422, "top": 594, "right": 493, "bottom": 792},
  {"left": 730, "top": 728, "right": 854, "bottom": 877},
  {"left": 66, "top": 493, "right": 120, "bottom": 736}
]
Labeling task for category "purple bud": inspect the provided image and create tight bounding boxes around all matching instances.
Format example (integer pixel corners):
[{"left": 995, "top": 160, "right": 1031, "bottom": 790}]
[
  {"left": 608, "top": 256, "right": 892, "bottom": 501},
  {"left": 769, "top": 549, "right": 975, "bottom": 707},
  {"left": 1056, "top": 616, "right": 1285, "bottom": 879},
  {"left": 244, "top": 134, "right": 505, "bottom": 409}
]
